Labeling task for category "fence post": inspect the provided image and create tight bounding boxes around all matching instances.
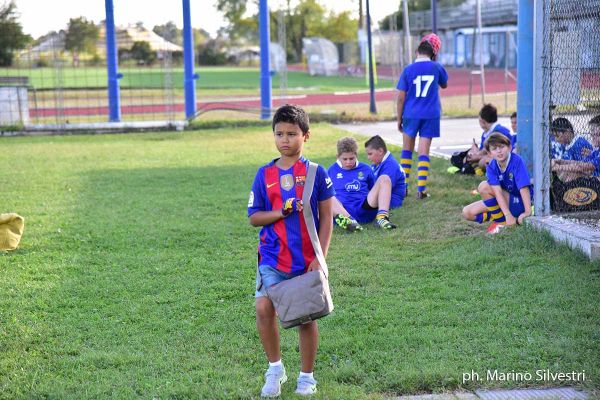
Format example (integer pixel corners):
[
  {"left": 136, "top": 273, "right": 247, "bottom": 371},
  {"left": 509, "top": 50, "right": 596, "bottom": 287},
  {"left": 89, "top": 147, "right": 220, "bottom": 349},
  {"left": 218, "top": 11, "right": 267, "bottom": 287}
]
[
  {"left": 517, "top": 0, "right": 534, "bottom": 174},
  {"left": 105, "top": 0, "right": 121, "bottom": 122},
  {"left": 182, "top": 0, "right": 197, "bottom": 120},
  {"left": 259, "top": 0, "right": 272, "bottom": 120}
]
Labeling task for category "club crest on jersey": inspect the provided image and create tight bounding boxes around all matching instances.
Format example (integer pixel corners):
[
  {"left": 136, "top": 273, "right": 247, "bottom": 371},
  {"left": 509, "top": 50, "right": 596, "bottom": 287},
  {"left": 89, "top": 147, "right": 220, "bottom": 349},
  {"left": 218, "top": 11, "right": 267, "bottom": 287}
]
[
  {"left": 295, "top": 175, "right": 306, "bottom": 186},
  {"left": 281, "top": 174, "right": 294, "bottom": 191},
  {"left": 358, "top": 171, "right": 364, "bottom": 180}
]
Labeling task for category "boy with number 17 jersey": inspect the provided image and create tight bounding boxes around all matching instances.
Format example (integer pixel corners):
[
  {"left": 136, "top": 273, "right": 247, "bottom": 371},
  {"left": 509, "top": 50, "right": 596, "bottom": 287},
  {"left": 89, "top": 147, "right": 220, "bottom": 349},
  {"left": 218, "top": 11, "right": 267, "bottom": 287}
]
[{"left": 397, "top": 34, "right": 448, "bottom": 199}]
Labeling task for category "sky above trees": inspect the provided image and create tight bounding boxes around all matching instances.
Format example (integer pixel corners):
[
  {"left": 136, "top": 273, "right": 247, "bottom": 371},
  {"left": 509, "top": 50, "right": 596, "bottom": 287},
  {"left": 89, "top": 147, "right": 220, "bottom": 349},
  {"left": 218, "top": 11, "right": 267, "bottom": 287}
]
[{"left": 15, "top": 0, "right": 399, "bottom": 39}]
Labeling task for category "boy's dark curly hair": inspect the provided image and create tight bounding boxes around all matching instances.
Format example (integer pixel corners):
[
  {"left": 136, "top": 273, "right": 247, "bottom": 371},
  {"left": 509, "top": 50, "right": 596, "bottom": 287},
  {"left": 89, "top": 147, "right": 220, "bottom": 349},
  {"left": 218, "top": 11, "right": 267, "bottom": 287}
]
[{"left": 272, "top": 104, "right": 310, "bottom": 134}]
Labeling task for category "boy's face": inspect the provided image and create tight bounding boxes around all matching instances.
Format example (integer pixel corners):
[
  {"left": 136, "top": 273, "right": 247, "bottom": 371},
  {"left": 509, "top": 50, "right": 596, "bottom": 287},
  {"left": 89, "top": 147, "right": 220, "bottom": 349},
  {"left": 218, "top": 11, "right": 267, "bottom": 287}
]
[
  {"left": 273, "top": 122, "right": 308, "bottom": 158},
  {"left": 488, "top": 143, "right": 511, "bottom": 163},
  {"left": 510, "top": 117, "right": 517, "bottom": 133},
  {"left": 552, "top": 129, "right": 574, "bottom": 145},
  {"left": 337, "top": 151, "right": 358, "bottom": 170},
  {"left": 365, "top": 146, "right": 385, "bottom": 165}
]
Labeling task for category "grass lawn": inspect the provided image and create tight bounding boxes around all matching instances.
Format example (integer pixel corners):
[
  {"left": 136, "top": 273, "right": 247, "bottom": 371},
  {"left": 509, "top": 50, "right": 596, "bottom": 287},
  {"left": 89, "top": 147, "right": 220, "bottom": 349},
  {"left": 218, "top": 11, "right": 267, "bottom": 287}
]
[
  {"left": 1, "top": 66, "right": 393, "bottom": 93},
  {"left": 0, "top": 125, "right": 598, "bottom": 399}
]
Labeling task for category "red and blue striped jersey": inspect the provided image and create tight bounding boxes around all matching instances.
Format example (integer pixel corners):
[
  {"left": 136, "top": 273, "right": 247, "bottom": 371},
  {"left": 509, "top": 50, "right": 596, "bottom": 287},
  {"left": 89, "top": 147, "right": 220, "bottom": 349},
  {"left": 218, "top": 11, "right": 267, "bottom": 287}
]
[{"left": 248, "top": 157, "right": 335, "bottom": 275}]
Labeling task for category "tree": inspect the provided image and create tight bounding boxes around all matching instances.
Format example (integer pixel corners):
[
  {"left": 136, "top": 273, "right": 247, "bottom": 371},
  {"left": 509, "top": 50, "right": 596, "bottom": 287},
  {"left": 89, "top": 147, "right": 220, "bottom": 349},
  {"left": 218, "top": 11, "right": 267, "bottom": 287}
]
[
  {"left": 130, "top": 41, "right": 156, "bottom": 65},
  {"left": 65, "top": 17, "right": 99, "bottom": 66},
  {"left": 153, "top": 21, "right": 182, "bottom": 45},
  {"left": 0, "top": 1, "right": 31, "bottom": 66}
]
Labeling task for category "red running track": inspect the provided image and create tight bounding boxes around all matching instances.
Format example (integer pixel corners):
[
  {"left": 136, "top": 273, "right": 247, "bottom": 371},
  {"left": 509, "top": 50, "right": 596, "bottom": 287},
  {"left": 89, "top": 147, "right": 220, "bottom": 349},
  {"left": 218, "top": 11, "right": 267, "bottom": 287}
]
[{"left": 31, "top": 67, "right": 518, "bottom": 119}]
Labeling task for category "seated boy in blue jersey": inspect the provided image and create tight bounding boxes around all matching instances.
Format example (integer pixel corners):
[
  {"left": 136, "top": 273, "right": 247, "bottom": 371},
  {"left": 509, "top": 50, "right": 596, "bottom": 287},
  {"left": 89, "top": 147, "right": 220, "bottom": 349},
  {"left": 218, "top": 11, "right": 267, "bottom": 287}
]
[
  {"left": 247, "top": 104, "right": 335, "bottom": 397},
  {"left": 552, "top": 115, "right": 600, "bottom": 182},
  {"left": 550, "top": 117, "right": 593, "bottom": 182},
  {"left": 466, "top": 104, "right": 515, "bottom": 172},
  {"left": 327, "top": 137, "right": 384, "bottom": 231},
  {"left": 362, "top": 135, "right": 407, "bottom": 229},
  {"left": 396, "top": 33, "right": 448, "bottom": 199},
  {"left": 462, "top": 133, "right": 533, "bottom": 234}
]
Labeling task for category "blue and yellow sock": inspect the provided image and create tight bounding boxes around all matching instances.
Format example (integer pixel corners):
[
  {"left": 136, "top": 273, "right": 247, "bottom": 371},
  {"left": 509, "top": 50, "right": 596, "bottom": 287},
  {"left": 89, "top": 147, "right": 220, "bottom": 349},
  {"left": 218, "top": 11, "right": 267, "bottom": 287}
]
[
  {"left": 401, "top": 150, "right": 414, "bottom": 183},
  {"left": 376, "top": 210, "right": 389, "bottom": 222},
  {"left": 475, "top": 212, "right": 491, "bottom": 224},
  {"left": 483, "top": 198, "right": 506, "bottom": 223},
  {"left": 417, "top": 155, "right": 430, "bottom": 193}
]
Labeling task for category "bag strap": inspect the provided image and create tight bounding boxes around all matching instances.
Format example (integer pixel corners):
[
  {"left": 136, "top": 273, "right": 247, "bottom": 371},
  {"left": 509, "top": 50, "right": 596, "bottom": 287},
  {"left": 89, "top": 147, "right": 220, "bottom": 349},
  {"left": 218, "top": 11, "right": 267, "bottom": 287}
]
[{"left": 302, "top": 161, "right": 329, "bottom": 278}]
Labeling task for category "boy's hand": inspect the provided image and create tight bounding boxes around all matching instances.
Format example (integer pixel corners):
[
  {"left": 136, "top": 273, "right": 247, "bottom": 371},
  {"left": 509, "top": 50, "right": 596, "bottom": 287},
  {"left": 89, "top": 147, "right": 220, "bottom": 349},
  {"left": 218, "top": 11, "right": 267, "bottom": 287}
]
[
  {"left": 397, "top": 117, "right": 403, "bottom": 132},
  {"left": 517, "top": 212, "right": 530, "bottom": 225},
  {"left": 504, "top": 214, "right": 517, "bottom": 226},
  {"left": 307, "top": 258, "right": 323, "bottom": 272},
  {"left": 281, "top": 198, "right": 303, "bottom": 217}
]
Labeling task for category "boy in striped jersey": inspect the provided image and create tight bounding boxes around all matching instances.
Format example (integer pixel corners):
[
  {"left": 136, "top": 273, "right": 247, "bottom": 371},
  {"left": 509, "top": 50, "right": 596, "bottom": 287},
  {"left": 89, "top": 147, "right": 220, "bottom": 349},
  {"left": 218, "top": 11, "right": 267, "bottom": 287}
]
[{"left": 248, "top": 105, "right": 335, "bottom": 396}]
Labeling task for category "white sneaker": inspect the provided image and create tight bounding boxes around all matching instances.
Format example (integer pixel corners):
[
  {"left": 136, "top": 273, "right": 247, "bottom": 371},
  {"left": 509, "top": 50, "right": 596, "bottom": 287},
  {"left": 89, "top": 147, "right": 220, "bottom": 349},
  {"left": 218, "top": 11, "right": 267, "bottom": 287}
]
[
  {"left": 261, "top": 365, "right": 287, "bottom": 397},
  {"left": 295, "top": 375, "right": 317, "bottom": 396}
]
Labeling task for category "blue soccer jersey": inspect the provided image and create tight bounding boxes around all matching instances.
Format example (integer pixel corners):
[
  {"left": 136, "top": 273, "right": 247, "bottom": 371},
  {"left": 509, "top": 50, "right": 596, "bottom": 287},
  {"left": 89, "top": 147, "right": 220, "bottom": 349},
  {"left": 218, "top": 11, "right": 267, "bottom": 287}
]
[
  {"left": 584, "top": 149, "right": 600, "bottom": 176},
  {"left": 248, "top": 157, "right": 335, "bottom": 275},
  {"left": 479, "top": 124, "right": 514, "bottom": 151},
  {"left": 328, "top": 160, "right": 375, "bottom": 222},
  {"left": 563, "top": 136, "right": 593, "bottom": 161},
  {"left": 487, "top": 153, "right": 532, "bottom": 199},
  {"left": 371, "top": 151, "right": 406, "bottom": 208},
  {"left": 396, "top": 58, "right": 448, "bottom": 119}
]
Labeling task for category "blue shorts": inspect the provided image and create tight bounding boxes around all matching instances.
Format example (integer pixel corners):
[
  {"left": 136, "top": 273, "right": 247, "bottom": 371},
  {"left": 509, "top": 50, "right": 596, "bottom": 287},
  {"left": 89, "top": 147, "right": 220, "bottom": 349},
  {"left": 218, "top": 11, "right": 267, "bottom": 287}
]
[
  {"left": 403, "top": 118, "right": 441, "bottom": 138},
  {"left": 508, "top": 194, "right": 525, "bottom": 217},
  {"left": 255, "top": 264, "right": 298, "bottom": 298}
]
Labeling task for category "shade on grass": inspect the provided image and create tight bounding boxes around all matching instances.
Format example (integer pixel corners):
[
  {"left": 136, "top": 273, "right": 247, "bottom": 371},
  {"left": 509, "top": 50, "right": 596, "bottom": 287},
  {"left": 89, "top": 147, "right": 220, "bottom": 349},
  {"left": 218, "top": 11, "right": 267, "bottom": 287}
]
[{"left": 0, "top": 126, "right": 598, "bottom": 399}]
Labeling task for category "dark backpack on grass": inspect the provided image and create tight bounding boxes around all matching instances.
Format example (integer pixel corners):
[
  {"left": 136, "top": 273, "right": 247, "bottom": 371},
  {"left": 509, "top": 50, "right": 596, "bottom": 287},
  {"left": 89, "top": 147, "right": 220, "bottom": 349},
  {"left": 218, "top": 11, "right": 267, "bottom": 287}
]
[{"left": 450, "top": 150, "right": 476, "bottom": 175}]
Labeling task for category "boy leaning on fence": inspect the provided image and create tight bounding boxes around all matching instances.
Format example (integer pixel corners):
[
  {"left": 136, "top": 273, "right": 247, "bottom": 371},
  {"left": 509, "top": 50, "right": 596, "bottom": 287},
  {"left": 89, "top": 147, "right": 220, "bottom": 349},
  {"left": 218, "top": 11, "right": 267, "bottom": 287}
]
[{"left": 247, "top": 104, "right": 334, "bottom": 397}]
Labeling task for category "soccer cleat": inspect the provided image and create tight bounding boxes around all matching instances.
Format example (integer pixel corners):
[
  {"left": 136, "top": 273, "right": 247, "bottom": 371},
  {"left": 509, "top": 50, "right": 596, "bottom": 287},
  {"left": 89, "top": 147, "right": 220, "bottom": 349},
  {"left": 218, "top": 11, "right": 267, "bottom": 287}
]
[
  {"left": 416, "top": 190, "right": 430, "bottom": 199},
  {"left": 295, "top": 376, "right": 317, "bottom": 396},
  {"left": 334, "top": 214, "right": 362, "bottom": 232},
  {"left": 486, "top": 222, "right": 506, "bottom": 235},
  {"left": 261, "top": 365, "right": 287, "bottom": 398},
  {"left": 376, "top": 217, "right": 397, "bottom": 230}
]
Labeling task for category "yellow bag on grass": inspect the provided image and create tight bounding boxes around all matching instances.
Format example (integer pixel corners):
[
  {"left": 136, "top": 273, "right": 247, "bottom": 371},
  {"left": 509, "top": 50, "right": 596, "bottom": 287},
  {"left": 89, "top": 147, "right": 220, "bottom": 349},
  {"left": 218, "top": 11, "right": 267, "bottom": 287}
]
[{"left": 0, "top": 213, "right": 25, "bottom": 251}]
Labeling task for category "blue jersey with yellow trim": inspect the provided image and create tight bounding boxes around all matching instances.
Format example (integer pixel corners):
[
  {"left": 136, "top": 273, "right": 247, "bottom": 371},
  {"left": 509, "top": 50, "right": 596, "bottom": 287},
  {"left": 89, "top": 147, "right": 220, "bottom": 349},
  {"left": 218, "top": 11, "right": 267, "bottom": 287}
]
[
  {"left": 328, "top": 160, "right": 374, "bottom": 216},
  {"left": 248, "top": 157, "right": 335, "bottom": 274},
  {"left": 371, "top": 151, "right": 406, "bottom": 208},
  {"left": 487, "top": 153, "right": 532, "bottom": 198},
  {"left": 396, "top": 58, "right": 448, "bottom": 119}
]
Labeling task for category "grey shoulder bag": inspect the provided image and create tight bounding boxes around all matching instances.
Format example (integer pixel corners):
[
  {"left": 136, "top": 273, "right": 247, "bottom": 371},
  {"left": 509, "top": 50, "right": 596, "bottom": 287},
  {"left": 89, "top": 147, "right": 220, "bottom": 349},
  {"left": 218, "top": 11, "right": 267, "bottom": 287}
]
[{"left": 265, "top": 161, "right": 334, "bottom": 329}]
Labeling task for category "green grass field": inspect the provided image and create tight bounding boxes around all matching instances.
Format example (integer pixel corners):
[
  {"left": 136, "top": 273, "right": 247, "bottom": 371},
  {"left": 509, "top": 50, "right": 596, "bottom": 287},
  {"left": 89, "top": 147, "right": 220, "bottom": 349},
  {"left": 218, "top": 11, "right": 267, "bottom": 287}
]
[
  {"left": 1, "top": 126, "right": 598, "bottom": 399},
  {"left": 1, "top": 66, "right": 393, "bottom": 93}
]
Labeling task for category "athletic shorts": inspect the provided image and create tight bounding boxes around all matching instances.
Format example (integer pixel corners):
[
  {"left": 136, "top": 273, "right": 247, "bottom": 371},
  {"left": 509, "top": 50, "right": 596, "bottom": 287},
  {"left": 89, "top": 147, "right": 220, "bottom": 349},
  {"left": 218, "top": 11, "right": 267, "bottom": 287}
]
[
  {"left": 345, "top": 199, "right": 377, "bottom": 223},
  {"left": 403, "top": 118, "right": 440, "bottom": 138},
  {"left": 255, "top": 264, "right": 298, "bottom": 298},
  {"left": 508, "top": 194, "right": 525, "bottom": 218}
]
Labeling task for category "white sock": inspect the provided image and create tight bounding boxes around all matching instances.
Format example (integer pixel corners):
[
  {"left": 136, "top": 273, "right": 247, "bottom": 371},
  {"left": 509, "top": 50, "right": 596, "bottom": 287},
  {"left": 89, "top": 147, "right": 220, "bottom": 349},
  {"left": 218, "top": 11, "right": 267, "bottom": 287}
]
[
  {"left": 269, "top": 360, "right": 282, "bottom": 368},
  {"left": 299, "top": 372, "right": 314, "bottom": 380}
]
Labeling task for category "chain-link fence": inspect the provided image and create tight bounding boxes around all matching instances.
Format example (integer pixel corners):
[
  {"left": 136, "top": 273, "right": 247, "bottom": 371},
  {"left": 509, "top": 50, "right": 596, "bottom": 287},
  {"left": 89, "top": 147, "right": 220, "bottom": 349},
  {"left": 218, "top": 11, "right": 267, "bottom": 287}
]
[
  {"left": 541, "top": 0, "right": 600, "bottom": 213},
  {"left": 0, "top": 5, "right": 184, "bottom": 128}
]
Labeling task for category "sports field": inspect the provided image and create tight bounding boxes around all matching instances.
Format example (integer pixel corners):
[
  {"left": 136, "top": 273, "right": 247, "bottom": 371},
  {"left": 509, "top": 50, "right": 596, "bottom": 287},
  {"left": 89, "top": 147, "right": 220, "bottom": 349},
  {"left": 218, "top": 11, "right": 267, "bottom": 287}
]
[{"left": 0, "top": 126, "right": 598, "bottom": 399}]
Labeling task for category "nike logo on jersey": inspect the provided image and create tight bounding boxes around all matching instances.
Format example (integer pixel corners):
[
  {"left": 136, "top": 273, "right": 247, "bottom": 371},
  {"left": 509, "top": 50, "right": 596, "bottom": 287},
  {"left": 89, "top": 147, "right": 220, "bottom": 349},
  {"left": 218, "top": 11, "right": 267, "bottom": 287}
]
[{"left": 267, "top": 182, "right": 278, "bottom": 188}]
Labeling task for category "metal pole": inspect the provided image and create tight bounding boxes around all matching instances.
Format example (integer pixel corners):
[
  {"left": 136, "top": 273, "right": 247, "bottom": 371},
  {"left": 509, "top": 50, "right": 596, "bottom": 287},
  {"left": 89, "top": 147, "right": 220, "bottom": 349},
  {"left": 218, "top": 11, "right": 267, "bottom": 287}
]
[
  {"left": 476, "top": 0, "right": 485, "bottom": 103},
  {"left": 533, "top": 0, "right": 550, "bottom": 215},
  {"left": 182, "top": 0, "right": 197, "bottom": 119},
  {"left": 403, "top": 0, "right": 411, "bottom": 66},
  {"left": 366, "top": 0, "right": 377, "bottom": 114},
  {"left": 517, "top": 0, "right": 534, "bottom": 174},
  {"left": 431, "top": 0, "right": 437, "bottom": 34},
  {"left": 105, "top": 0, "right": 121, "bottom": 122},
  {"left": 259, "top": 0, "right": 272, "bottom": 120}
]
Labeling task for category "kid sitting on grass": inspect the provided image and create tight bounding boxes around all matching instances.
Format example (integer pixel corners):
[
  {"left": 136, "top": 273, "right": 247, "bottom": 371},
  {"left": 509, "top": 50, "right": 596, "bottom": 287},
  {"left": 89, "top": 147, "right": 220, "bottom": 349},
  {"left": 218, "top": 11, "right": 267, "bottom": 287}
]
[
  {"left": 462, "top": 133, "right": 533, "bottom": 234},
  {"left": 247, "top": 104, "right": 334, "bottom": 397},
  {"left": 363, "top": 135, "right": 406, "bottom": 229},
  {"left": 328, "top": 136, "right": 387, "bottom": 232}
]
